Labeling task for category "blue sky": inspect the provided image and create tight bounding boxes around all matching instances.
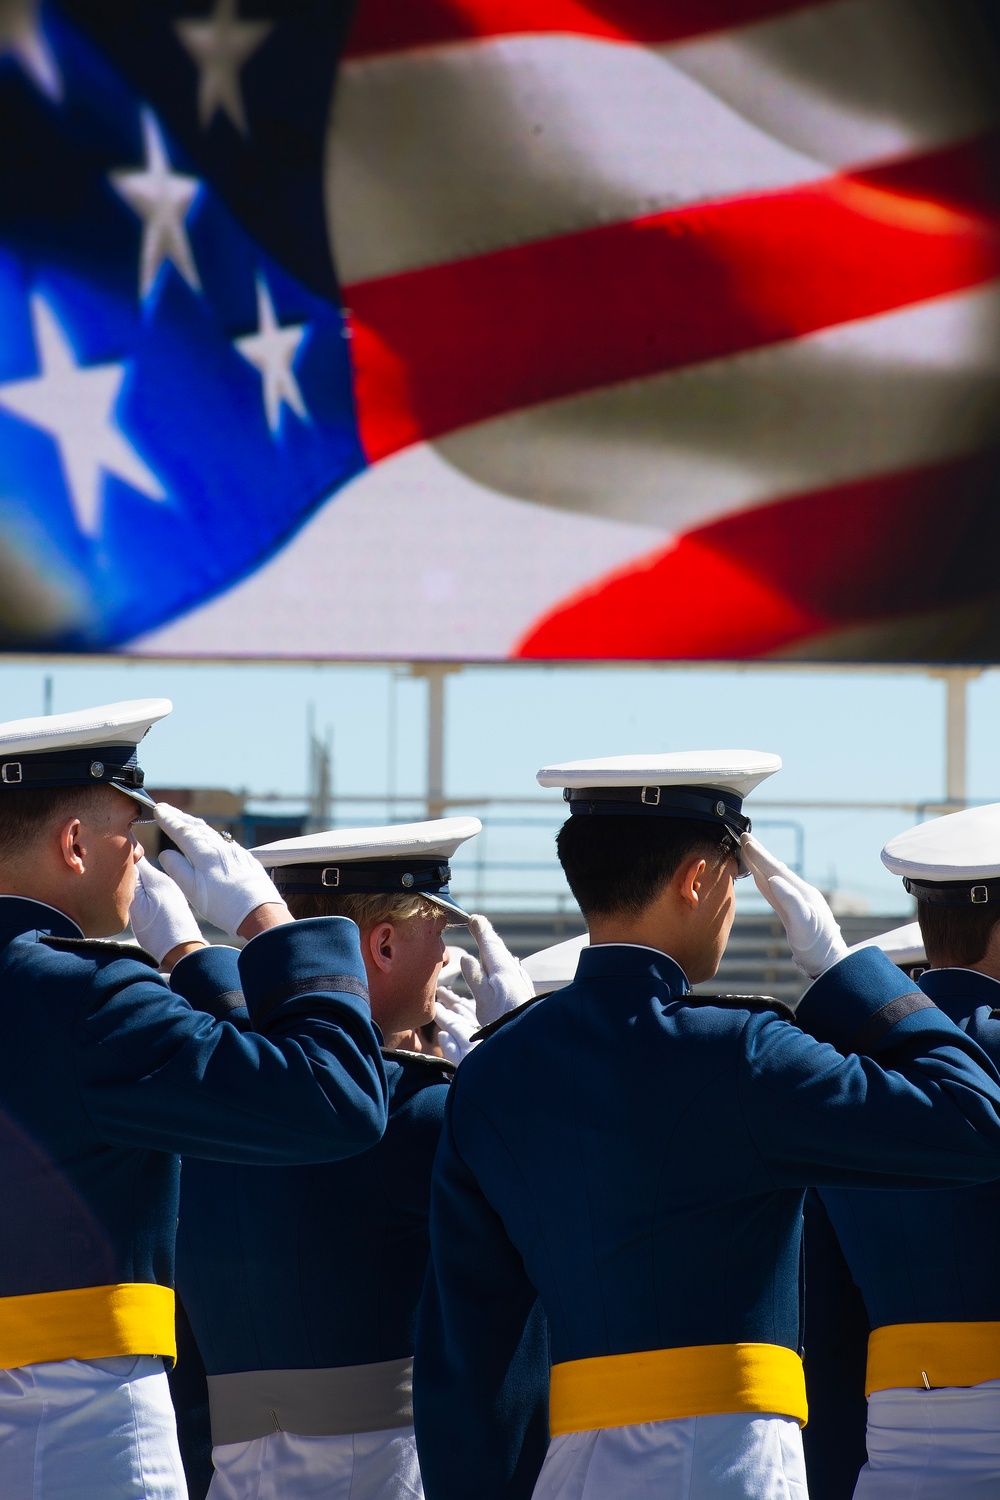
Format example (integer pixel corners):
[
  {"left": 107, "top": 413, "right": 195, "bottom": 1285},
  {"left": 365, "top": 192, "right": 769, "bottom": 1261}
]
[{"left": 1, "top": 658, "right": 996, "bottom": 915}]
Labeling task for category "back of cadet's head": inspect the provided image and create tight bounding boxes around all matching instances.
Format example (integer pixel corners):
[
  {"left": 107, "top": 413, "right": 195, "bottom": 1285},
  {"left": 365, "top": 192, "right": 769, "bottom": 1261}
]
[
  {"left": 916, "top": 901, "right": 1000, "bottom": 969},
  {"left": 0, "top": 785, "right": 111, "bottom": 868},
  {"left": 556, "top": 814, "right": 735, "bottom": 920}
]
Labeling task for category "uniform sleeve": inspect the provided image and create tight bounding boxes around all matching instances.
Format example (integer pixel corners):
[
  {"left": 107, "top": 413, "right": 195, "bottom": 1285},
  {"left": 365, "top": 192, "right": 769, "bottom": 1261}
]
[
  {"left": 73, "top": 916, "right": 388, "bottom": 1163},
  {"left": 742, "top": 948, "right": 1000, "bottom": 1189},
  {"left": 169, "top": 945, "right": 250, "bottom": 1028},
  {"left": 414, "top": 1089, "right": 550, "bottom": 1500}
]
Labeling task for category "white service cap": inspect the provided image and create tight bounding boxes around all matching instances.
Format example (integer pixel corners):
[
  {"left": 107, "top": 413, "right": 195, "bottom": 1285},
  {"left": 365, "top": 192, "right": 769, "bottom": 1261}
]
[
  {"left": 522, "top": 932, "right": 589, "bottom": 996},
  {"left": 0, "top": 698, "right": 171, "bottom": 810},
  {"left": 252, "top": 817, "right": 482, "bottom": 923},
  {"left": 847, "top": 921, "right": 926, "bottom": 970},
  {"left": 882, "top": 803, "right": 1000, "bottom": 906},
  {"left": 537, "top": 750, "right": 781, "bottom": 839}
]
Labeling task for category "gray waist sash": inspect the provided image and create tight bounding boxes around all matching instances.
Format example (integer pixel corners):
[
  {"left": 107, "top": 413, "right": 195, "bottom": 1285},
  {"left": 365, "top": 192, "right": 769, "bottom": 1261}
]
[{"left": 207, "top": 1356, "right": 414, "bottom": 1444}]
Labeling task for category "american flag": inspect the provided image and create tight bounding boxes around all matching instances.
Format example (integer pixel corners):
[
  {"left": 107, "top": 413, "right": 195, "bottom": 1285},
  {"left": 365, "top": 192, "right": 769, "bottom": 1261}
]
[{"left": 1, "top": 1, "right": 999, "bottom": 659}]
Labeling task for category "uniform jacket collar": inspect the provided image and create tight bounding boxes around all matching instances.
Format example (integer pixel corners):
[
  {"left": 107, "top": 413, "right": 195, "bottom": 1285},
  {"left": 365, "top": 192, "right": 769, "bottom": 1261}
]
[
  {"left": 574, "top": 942, "right": 690, "bottom": 995},
  {"left": 0, "top": 895, "right": 84, "bottom": 941},
  {"left": 918, "top": 966, "right": 1000, "bottom": 1024}
]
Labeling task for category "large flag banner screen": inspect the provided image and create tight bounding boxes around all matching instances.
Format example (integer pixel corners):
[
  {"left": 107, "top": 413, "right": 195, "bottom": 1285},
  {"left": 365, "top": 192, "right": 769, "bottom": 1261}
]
[{"left": 1, "top": 0, "right": 999, "bottom": 661}]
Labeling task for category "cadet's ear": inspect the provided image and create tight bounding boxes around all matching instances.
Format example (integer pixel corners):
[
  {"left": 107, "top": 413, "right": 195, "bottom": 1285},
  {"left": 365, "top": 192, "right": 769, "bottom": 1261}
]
[
  {"left": 57, "top": 817, "right": 86, "bottom": 876},
  {"left": 366, "top": 920, "right": 396, "bottom": 974},
  {"left": 674, "top": 856, "right": 707, "bottom": 911}
]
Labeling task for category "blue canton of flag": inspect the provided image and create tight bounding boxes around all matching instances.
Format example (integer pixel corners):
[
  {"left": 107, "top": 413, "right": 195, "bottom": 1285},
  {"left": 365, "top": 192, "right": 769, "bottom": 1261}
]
[{"left": 0, "top": 0, "right": 363, "bottom": 648}]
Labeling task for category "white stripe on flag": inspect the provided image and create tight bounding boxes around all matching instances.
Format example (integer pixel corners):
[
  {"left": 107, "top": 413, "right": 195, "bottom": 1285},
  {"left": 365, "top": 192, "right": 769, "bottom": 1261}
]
[
  {"left": 328, "top": 0, "right": 996, "bottom": 283},
  {"left": 669, "top": 0, "right": 995, "bottom": 169},
  {"left": 433, "top": 282, "right": 1000, "bottom": 532},
  {"left": 126, "top": 444, "right": 663, "bottom": 660}
]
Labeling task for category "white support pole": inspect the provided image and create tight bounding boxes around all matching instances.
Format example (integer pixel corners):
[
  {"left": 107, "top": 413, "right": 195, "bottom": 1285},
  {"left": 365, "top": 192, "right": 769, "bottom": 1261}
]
[
  {"left": 427, "top": 665, "right": 447, "bottom": 820},
  {"left": 933, "top": 668, "right": 980, "bottom": 809},
  {"left": 412, "top": 664, "right": 460, "bottom": 820},
  {"left": 946, "top": 671, "right": 967, "bottom": 807}
]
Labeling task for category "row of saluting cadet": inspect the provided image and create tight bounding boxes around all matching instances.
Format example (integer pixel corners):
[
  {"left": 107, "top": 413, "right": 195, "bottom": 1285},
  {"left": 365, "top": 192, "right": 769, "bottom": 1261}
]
[{"left": 0, "top": 699, "right": 998, "bottom": 1500}]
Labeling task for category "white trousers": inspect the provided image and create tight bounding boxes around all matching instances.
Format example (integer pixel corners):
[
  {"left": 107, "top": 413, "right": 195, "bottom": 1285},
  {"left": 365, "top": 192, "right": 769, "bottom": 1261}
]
[
  {"left": 208, "top": 1424, "right": 422, "bottom": 1500},
  {"left": 854, "top": 1379, "right": 1000, "bottom": 1499},
  {"left": 0, "top": 1354, "right": 187, "bottom": 1500},
  {"left": 532, "top": 1414, "right": 808, "bottom": 1500}
]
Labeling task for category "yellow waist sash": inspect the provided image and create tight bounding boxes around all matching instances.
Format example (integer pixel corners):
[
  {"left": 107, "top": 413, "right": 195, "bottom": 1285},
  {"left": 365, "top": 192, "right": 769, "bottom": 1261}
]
[
  {"left": 549, "top": 1342, "right": 808, "bottom": 1435},
  {"left": 0, "top": 1283, "right": 175, "bottom": 1370},
  {"left": 866, "top": 1321, "right": 1000, "bottom": 1396}
]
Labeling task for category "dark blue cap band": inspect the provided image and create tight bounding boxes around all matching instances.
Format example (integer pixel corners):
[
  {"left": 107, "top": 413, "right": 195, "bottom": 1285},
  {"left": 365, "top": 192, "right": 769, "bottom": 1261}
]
[
  {"left": 564, "top": 785, "right": 749, "bottom": 838},
  {"left": 0, "top": 744, "right": 145, "bottom": 794},
  {"left": 270, "top": 856, "right": 456, "bottom": 900},
  {"left": 904, "top": 877, "right": 1000, "bottom": 907}
]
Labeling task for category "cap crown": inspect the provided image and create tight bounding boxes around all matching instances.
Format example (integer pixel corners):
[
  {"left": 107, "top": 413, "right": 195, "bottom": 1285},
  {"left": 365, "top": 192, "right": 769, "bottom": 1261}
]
[
  {"left": 523, "top": 932, "right": 589, "bottom": 994},
  {"left": 537, "top": 751, "right": 781, "bottom": 798},
  {"left": 882, "top": 803, "right": 1000, "bottom": 882},
  {"left": 0, "top": 699, "right": 171, "bottom": 755},
  {"left": 251, "top": 816, "right": 482, "bottom": 866},
  {"left": 847, "top": 921, "right": 925, "bottom": 967}
]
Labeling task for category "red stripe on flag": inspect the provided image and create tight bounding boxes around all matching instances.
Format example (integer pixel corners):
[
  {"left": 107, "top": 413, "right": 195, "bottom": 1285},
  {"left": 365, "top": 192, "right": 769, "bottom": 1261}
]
[
  {"left": 512, "top": 451, "right": 1000, "bottom": 660},
  {"left": 346, "top": 134, "right": 1000, "bottom": 462},
  {"left": 344, "top": 0, "right": 830, "bottom": 58}
]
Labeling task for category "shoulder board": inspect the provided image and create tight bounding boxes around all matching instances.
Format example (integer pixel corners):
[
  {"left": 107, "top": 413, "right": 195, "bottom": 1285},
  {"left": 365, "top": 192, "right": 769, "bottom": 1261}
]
[
  {"left": 472, "top": 994, "right": 543, "bottom": 1044},
  {"left": 39, "top": 934, "right": 160, "bottom": 970},
  {"left": 686, "top": 992, "right": 797, "bottom": 1022},
  {"left": 381, "top": 1047, "right": 456, "bottom": 1081}
]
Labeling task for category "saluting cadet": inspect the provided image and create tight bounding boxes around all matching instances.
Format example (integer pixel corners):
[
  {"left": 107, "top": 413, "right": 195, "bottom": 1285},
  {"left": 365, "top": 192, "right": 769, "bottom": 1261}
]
[
  {"left": 170, "top": 818, "right": 527, "bottom": 1500},
  {"left": 414, "top": 751, "right": 1000, "bottom": 1500},
  {"left": 819, "top": 805, "right": 1000, "bottom": 1498},
  {"left": 0, "top": 702, "right": 388, "bottom": 1500}
]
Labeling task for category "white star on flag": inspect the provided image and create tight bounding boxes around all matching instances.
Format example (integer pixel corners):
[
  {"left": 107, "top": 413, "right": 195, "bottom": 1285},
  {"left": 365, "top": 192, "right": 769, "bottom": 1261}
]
[
  {"left": 110, "top": 111, "right": 201, "bottom": 300},
  {"left": 0, "top": 294, "right": 165, "bottom": 537},
  {"left": 0, "top": 0, "right": 61, "bottom": 100},
  {"left": 175, "top": 0, "right": 273, "bottom": 135},
  {"left": 235, "top": 276, "right": 308, "bottom": 434}
]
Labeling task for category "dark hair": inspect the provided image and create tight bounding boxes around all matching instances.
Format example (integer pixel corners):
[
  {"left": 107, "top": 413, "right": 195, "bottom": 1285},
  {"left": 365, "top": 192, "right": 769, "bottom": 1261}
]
[
  {"left": 555, "top": 814, "right": 734, "bottom": 919},
  {"left": 0, "top": 785, "right": 110, "bottom": 862},
  {"left": 916, "top": 900, "right": 1000, "bottom": 969},
  {"left": 284, "top": 890, "right": 439, "bottom": 927}
]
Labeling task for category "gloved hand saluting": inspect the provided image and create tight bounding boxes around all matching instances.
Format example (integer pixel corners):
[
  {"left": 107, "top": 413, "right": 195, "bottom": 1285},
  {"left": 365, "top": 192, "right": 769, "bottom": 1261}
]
[
  {"left": 434, "top": 986, "right": 480, "bottom": 1065},
  {"left": 740, "top": 833, "right": 848, "bottom": 979},
  {"left": 129, "top": 857, "right": 205, "bottom": 966},
  {"left": 460, "top": 915, "right": 535, "bottom": 1027},
  {"left": 155, "top": 803, "right": 286, "bottom": 939}
]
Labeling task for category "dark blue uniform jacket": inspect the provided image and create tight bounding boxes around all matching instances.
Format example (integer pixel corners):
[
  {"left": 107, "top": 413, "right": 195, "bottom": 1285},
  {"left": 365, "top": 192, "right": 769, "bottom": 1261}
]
[
  {"left": 800, "top": 1190, "right": 870, "bottom": 1500},
  {"left": 822, "top": 966, "right": 1000, "bottom": 1331},
  {"left": 414, "top": 943, "right": 1000, "bottom": 1500},
  {"left": 173, "top": 943, "right": 453, "bottom": 1375},
  {"left": 0, "top": 899, "right": 387, "bottom": 1309}
]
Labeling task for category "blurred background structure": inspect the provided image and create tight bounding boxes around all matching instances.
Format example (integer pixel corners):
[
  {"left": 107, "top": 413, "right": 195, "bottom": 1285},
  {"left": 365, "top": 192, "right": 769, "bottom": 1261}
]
[{"left": 6, "top": 654, "right": 999, "bottom": 1001}]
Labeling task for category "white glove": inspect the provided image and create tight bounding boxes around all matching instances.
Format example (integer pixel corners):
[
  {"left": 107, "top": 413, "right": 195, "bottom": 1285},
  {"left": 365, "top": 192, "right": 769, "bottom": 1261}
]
[
  {"left": 129, "top": 857, "right": 204, "bottom": 964},
  {"left": 155, "top": 803, "right": 283, "bottom": 938},
  {"left": 460, "top": 914, "right": 535, "bottom": 1027},
  {"left": 435, "top": 986, "right": 480, "bottom": 1064},
  {"left": 741, "top": 833, "right": 848, "bottom": 979}
]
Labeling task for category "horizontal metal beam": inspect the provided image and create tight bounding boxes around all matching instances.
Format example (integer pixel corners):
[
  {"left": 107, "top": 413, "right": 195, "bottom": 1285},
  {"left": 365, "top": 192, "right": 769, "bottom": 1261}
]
[{"left": 244, "top": 791, "right": 981, "bottom": 817}]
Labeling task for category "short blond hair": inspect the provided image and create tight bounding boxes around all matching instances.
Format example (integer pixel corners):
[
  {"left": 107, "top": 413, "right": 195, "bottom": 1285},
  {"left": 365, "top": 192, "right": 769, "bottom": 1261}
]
[{"left": 285, "top": 889, "right": 440, "bottom": 930}]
